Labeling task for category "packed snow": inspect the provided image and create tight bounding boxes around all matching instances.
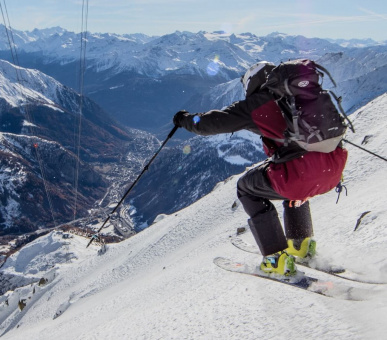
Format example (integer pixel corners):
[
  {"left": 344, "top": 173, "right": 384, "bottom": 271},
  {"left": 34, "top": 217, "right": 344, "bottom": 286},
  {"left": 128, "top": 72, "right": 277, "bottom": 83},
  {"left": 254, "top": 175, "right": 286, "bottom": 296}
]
[{"left": 1, "top": 94, "right": 387, "bottom": 339}]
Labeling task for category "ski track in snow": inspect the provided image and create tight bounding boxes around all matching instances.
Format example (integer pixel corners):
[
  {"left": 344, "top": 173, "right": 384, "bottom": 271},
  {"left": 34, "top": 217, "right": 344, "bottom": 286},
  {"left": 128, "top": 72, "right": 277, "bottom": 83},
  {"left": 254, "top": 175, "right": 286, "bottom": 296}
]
[{"left": 1, "top": 95, "right": 387, "bottom": 339}]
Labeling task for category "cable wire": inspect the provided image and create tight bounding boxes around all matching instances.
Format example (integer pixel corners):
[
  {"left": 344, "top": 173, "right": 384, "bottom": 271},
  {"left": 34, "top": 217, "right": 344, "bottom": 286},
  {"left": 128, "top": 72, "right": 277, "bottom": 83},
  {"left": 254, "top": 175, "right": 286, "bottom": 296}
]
[
  {"left": 0, "top": 0, "right": 57, "bottom": 227},
  {"left": 73, "top": 0, "right": 89, "bottom": 220}
]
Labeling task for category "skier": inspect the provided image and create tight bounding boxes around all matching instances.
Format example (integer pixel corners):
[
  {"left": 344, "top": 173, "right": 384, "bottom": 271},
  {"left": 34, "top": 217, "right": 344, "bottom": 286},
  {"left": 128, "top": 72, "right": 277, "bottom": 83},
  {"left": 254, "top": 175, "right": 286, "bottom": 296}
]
[{"left": 173, "top": 61, "right": 348, "bottom": 276}]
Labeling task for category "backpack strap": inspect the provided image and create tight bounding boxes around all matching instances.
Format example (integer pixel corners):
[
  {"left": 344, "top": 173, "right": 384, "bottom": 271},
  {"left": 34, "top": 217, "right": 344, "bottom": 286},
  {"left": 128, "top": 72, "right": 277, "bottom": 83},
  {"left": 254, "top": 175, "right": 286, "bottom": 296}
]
[
  {"left": 283, "top": 78, "right": 293, "bottom": 96},
  {"left": 327, "top": 90, "right": 355, "bottom": 133},
  {"left": 314, "top": 62, "right": 355, "bottom": 133},
  {"left": 314, "top": 63, "right": 337, "bottom": 87},
  {"left": 300, "top": 120, "right": 323, "bottom": 143},
  {"left": 270, "top": 97, "right": 307, "bottom": 147},
  {"left": 289, "top": 97, "right": 302, "bottom": 141}
]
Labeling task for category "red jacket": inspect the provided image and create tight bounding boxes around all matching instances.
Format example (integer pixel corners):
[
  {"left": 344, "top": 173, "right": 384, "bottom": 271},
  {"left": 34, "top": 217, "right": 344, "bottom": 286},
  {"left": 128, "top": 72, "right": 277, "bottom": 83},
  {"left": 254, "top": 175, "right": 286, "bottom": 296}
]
[{"left": 177, "top": 90, "right": 348, "bottom": 201}]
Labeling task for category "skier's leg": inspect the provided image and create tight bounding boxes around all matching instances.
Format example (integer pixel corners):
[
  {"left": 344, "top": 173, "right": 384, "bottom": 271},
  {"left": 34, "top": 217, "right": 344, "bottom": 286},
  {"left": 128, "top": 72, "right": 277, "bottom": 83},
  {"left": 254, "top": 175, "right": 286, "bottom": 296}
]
[
  {"left": 283, "top": 201, "right": 316, "bottom": 258},
  {"left": 237, "top": 163, "right": 287, "bottom": 256},
  {"left": 247, "top": 207, "right": 288, "bottom": 256},
  {"left": 283, "top": 200, "right": 313, "bottom": 239}
]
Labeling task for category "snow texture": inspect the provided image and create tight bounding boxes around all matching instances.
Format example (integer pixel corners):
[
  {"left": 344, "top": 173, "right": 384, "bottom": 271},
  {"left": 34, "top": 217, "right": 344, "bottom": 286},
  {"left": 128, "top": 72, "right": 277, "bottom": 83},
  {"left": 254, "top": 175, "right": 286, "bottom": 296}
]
[
  {"left": 0, "top": 59, "right": 79, "bottom": 114},
  {"left": 0, "top": 93, "right": 387, "bottom": 339}
]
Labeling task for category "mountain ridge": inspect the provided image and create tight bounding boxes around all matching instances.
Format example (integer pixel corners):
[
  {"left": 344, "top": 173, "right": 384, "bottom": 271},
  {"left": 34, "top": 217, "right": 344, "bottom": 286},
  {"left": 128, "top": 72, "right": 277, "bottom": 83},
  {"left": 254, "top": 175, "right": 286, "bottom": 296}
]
[{"left": 2, "top": 27, "right": 387, "bottom": 133}]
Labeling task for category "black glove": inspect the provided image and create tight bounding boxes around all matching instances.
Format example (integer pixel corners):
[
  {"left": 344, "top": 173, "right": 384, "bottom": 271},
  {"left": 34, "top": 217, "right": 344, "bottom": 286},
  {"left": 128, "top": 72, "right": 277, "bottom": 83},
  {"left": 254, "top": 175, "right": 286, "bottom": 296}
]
[{"left": 173, "top": 110, "right": 189, "bottom": 127}]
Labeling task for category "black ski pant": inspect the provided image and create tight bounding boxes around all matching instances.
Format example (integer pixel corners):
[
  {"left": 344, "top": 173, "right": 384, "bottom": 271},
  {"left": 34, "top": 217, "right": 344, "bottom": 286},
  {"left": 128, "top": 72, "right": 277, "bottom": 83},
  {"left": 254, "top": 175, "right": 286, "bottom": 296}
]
[{"left": 237, "top": 162, "right": 313, "bottom": 256}]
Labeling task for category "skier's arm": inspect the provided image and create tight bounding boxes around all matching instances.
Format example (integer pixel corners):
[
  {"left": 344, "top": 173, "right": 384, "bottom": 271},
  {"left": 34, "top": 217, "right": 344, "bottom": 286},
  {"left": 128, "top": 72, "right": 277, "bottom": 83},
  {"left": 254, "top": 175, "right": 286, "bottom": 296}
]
[{"left": 174, "top": 99, "right": 260, "bottom": 136}]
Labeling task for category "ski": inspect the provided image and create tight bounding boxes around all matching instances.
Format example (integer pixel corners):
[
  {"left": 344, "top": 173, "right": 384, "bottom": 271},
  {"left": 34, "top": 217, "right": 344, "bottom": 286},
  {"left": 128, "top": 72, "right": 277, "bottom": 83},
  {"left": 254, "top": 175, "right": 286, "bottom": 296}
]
[
  {"left": 230, "top": 236, "right": 386, "bottom": 285},
  {"left": 214, "top": 257, "right": 367, "bottom": 301}
]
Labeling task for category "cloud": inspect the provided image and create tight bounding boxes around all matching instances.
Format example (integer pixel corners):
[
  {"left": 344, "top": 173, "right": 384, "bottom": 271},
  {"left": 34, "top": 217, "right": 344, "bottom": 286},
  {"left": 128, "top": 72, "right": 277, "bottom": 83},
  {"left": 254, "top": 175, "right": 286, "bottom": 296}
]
[
  {"left": 254, "top": 13, "right": 385, "bottom": 31},
  {"left": 357, "top": 7, "right": 387, "bottom": 20},
  {"left": 236, "top": 14, "right": 256, "bottom": 31}
]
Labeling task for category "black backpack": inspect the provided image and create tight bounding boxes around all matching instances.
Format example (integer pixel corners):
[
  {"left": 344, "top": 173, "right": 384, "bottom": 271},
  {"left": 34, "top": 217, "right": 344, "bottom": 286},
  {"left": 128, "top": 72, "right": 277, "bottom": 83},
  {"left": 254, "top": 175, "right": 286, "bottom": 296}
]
[{"left": 260, "top": 59, "right": 354, "bottom": 154}]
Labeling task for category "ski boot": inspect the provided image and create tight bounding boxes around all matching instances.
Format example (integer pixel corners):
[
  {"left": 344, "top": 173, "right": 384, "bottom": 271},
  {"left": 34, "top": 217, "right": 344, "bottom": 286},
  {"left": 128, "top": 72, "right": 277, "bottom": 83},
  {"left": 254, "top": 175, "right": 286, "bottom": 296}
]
[
  {"left": 286, "top": 237, "right": 316, "bottom": 260},
  {"left": 260, "top": 251, "right": 297, "bottom": 276}
]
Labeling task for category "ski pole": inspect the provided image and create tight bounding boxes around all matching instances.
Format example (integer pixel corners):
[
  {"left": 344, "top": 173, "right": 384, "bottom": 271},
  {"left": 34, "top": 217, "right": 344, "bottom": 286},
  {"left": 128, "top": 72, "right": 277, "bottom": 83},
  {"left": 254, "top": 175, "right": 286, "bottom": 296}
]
[
  {"left": 86, "top": 125, "right": 179, "bottom": 248},
  {"left": 343, "top": 139, "right": 387, "bottom": 162}
]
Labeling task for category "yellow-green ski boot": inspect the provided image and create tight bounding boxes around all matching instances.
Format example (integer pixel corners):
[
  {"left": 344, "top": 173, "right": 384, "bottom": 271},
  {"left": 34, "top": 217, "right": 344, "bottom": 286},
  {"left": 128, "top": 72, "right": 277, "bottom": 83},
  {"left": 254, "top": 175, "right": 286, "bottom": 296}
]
[
  {"left": 286, "top": 237, "right": 317, "bottom": 260},
  {"left": 260, "top": 251, "right": 297, "bottom": 276}
]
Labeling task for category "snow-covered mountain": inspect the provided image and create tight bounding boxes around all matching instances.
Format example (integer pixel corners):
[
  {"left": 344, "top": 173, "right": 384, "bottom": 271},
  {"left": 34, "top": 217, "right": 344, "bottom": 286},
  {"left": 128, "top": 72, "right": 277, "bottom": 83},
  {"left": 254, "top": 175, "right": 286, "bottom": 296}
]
[
  {"left": 326, "top": 37, "right": 387, "bottom": 48},
  {"left": 0, "top": 93, "right": 386, "bottom": 339},
  {"left": 316, "top": 48, "right": 387, "bottom": 112},
  {"left": 0, "top": 59, "right": 158, "bottom": 233},
  {"left": 1, "top": 26, "right": 383, "bottom": 77},
  {"left": 192, "top": 47, "right": 387, "bottom": 115},
  {"left": 1, "top": 27, "right": 386, "bottom": 133},
  {"left": 0, "top": 59, "right": 131, "bottom": 155},
  {"left": 0, "top": 132, "right": 108, "bottom": 231}
]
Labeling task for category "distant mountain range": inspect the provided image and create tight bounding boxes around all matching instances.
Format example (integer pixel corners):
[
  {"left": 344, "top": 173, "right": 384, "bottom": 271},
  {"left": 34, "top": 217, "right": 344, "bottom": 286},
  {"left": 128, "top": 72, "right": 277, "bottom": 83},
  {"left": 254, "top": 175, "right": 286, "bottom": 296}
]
[{"left": 1, "top": 26, "right": 386, "bottom": 134}]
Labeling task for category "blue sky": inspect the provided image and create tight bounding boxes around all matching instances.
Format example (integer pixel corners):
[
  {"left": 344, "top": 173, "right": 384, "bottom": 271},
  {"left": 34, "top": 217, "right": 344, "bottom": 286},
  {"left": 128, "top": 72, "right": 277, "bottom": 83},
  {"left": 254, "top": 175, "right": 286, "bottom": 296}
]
[{"left": 4, "top": 0, "right": 387, "bottom": 41}]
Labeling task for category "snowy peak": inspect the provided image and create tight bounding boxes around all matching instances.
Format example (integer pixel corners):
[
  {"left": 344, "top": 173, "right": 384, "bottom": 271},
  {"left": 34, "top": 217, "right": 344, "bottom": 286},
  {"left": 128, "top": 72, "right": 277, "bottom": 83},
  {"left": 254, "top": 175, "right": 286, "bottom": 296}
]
[
  {"left": 0, "top": 59, "right": 66, "bottom": 109},
  {"left": 1, "top": 26, "right": 384, "bottom": 80}
]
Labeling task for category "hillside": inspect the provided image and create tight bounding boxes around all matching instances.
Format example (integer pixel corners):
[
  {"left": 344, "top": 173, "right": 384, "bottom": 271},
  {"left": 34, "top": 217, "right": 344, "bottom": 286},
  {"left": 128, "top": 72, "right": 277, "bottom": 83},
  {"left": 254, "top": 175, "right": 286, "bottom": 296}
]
[
  {"left": 0, "top": 59, "right": 158, "bottom": 233},
  {"left": 0, "top": 93, "right": 386, "bottom": 339}
]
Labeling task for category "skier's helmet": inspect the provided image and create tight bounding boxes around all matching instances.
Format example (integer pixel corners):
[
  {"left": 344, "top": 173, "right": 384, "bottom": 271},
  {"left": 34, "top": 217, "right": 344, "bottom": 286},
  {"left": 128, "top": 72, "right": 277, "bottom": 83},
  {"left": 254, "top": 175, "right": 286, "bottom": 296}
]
[{"left": 241, "top": 61, "right": 275, "bottom": 97}]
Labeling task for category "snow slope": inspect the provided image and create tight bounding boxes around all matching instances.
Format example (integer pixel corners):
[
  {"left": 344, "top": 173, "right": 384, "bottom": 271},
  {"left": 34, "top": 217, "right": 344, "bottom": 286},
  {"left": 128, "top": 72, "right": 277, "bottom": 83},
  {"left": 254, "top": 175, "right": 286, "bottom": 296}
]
[
  {"left": 0, "top": 59, "right": 73, "bottom": 110},
  {"left": 1, "top": 94, "right": 387, "bottom": 339}
]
